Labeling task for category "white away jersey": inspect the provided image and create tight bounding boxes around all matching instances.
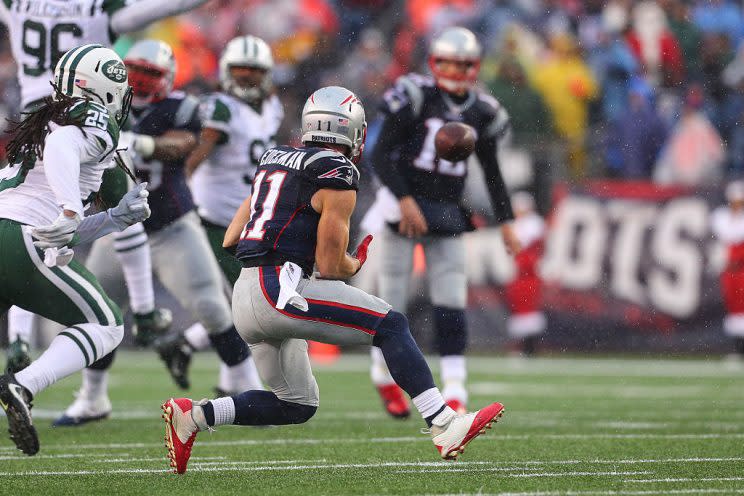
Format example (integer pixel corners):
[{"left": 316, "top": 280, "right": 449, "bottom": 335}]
[
  {"left": 0, "top": 100, "right": 119, "bottom": 226},
  {"left": 190, "top": 92, "right": 283, "bottom": 227},
  {"left": 0, "top": 0, "right": 129, "bottom": 108}
]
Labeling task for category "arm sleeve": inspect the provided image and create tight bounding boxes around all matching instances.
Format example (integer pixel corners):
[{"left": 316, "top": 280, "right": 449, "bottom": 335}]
[
  {"left": 42, "top": 126, "right": 94, "bottom": 218},
  {"left": 475, "top": 132, "right": 514, "bottom": 224},
  {"left": 109, "top": 0, "right": 209, "bottom": 35},
  {"left": 370, "top": 112, "right": 412, "bottom": 198}
]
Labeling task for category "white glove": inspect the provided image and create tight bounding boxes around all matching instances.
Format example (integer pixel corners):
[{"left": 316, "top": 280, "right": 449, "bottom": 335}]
[
  {"left": 42, "top": 246, "right": 75, "bottom": 267},
  {"left": 109, "top": 182, "right": 151, "bottom": 230},
  {"left": 31, "top": 212, "right": 82, "bottom": 249},
  {"left": 120, "top": 131, "right": 155, "bottom": 159}
]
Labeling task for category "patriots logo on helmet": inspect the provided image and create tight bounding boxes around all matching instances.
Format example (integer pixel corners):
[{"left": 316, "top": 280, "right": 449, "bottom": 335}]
[{"left": 318, "top": 164, "right": 355, "bottom": 185}]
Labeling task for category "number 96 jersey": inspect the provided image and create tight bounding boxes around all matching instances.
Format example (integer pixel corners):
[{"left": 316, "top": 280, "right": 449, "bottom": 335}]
[
  {"left": 0, "top": 0, "right": 128, "bottom": 109},
  {"left": 190, "top": 92, "right": 284, "bottom": 228},
  {"left": 235, "top": 145, "right": 360, "bottom": 275}
]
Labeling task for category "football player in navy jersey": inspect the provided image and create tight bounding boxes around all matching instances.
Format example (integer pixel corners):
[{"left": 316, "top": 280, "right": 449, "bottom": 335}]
[
  {"left": 367, "top": 27, "right": 521, "bottom": 418},
  {"left": 55, "top": 40, "right": 262, "bottom": 425},
  {"left": 160, "top": 86, "right": 505, "bottom": 474}
]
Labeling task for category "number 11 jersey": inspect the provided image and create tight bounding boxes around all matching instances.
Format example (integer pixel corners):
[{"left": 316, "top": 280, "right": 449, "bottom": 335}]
[{"left": 235, "top": 145, "right": 360, "bottom": 275}]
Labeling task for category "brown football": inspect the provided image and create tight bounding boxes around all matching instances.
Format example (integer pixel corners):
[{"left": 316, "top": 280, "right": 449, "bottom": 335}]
[{"left": 435, "top": 122, "right": 476, "bottom": 162}]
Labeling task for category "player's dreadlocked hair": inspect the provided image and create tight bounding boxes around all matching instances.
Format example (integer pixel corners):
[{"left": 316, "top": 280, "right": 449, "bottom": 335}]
[{"left": 5, "top": 84, "right": 80, "bottom": 165}]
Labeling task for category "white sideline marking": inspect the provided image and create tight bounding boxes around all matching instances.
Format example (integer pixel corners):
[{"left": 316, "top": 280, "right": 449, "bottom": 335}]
[
  {"left": 469, "top": 382, "right": 709, "bottom": 399},
  {"left": 398, "top": 469, "right": 651, "bottom": 477},
  {"left": 625, "top": 476, "right": 744, "bottom": 483},
  {"left": 2, "top": 433, "right": 744, "bottom": 453}
]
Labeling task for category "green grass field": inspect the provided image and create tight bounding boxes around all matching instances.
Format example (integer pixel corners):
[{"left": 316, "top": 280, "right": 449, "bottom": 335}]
[{"left": 2, "top": 351, "right": 744, "bottom": 495}]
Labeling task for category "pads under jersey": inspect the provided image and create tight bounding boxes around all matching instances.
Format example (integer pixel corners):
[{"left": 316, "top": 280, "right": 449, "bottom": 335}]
[
  {"left": 0, "top": 99, "right": 119, "bottom": 226},
  {"left": 235, "top": 145, "right": 360, "bottom": 274},
  {"left": 191, "top": 92, "right": 283, "bottom": 227},
  {"left": 0, "top": 0, "right": 129, "bottom": 109},
  {"left": 129, "top": 91, "right": 201, "bottom": 232},
  {"left": 376, "top": 72, "right": 510, "bottom": 204}
]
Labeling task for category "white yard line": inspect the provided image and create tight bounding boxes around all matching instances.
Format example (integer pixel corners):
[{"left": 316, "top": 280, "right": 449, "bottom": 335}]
[{"left": 2, "top": 432, "right": 744, "bottom": 454}]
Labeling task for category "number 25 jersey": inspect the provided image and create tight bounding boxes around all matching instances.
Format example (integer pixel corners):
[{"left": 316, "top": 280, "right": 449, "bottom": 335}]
[{"left": 235, "top": 145, "right": 360, "bottom": 274}]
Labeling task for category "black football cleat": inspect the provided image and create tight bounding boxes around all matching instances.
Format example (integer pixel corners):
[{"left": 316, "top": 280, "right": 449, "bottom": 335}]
[
  {"left": 133, "top": 308, "right": 173, "bottom": 348},
  {"left": 0, "top": 373, "right": 38, "bottom": 455},
  {"left": 6, "top": 338, "right": 31, "bottom": 374},
  {"left": 154, "top": 332, "right": 193, "bottom": 390}
]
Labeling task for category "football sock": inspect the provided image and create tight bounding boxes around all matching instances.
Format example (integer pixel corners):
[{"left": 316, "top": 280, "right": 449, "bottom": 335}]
[
  {"left": 208, "top": 326, "right": 250, "bottom": 366},
  {"left": 183, "top": 322, "right": 211, "bottom": 351},
  {"left": 369, "top": 346, "right": 395, "bottom": 386},
  {"left": 113, "top": 223, "right": 154, "bottom": 314},
  {"left": 440, "top": 355, "right": 467, "bottom": 405},
  {"left": 372, "top": 311, "right": 437, "bottom": 399},
  {"left": 80, "top": 368, "right": 108, "bottom": 399},
  {"left": 201, "top": 391, "right": 316, "bottom": 426},
  {"left": 89, "top": 349, "right": 116, "bottom": 371},
  {"left": 15, "top": 324, "right": 122, "bottom": 396},
  {"left": 219, "top": 357, "right": 263, "bottom": 393},
  {"left": 522, "top": 336, "right": 537, "bottom": 356},
  {"left": 434, "top": 306, "right": 467, "bottom": 356},
  {"left": 413, "top": 387, "right": 447, "bottom": 427},
  {"left": 7, "top": 306, "right": 36, "bottom": 343}
]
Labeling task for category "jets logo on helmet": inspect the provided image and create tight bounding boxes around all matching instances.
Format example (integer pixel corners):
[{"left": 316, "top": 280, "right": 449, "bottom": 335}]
[
  {"left": 220, "top": 35, "right": 274, "bottom": 104},
  {"left": 124, "top": 40, "right": 176, "bottom": 109},
  {"left": 102, "top": 60, "right": 128, "bottom": 83},
  {"left": 428, "top": 27, "right": 482, "bottom": 95},
  {"left": 301, "top": 86, "right": 367, "bottom": 164},
  {"left": 53, "top": 44, "right": 132, "bottom": 126}
]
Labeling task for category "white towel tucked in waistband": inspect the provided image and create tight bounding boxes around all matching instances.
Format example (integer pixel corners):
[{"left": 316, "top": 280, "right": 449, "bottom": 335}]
[{"left": 276, "top": 261, "right": 309, "bottom": 312}]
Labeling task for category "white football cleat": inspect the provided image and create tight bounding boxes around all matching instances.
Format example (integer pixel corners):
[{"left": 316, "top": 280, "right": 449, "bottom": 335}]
[
  {"left": 162, "top": 397, "right": 204, "bottom": 474},
  {"left": 52, "top": 390, "right": 112, "bottom": 427},
  {"left": 430, "top": 402, "right": 504, "bottom": 460}
]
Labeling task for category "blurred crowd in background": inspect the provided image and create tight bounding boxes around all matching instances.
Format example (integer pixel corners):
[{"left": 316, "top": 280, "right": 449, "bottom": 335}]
[{"left": 2, "top": 0, "right": 744, "bottom": 185}]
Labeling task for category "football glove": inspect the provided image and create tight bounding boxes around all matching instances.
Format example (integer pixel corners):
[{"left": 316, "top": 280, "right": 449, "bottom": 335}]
[
  {"left": 31, "top": 211, "right": 81, "bottom": 249},
  {"left": 352, "top": 234, "right": 373, "bottom": 273},
  {"left": 110, "top": 182, "right": 151, "bottom": 230},
  {"left": 120, "top": 131, "right": 156, "bottom": 159}
]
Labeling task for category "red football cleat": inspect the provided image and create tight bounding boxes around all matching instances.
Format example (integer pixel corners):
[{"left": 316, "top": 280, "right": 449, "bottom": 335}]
[
  {"left": 430, "top": 402, "right": 504, "bottom": 460},
  {"left": 445, "top": 398, "right": 467, "bottom": 415},
  {"left": 376, "top": 383, "right": 411, "bottom": 419},
  {"left": 161, "top": 398, "right": 199, "bottom": 474}
]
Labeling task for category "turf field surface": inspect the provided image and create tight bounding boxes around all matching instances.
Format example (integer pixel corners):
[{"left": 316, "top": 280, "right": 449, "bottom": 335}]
[{"left": 1, "top": 352, "right": 743, "bottom": 495}]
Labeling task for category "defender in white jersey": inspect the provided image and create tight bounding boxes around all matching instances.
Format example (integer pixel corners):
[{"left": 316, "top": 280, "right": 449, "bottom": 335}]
[
  {"left": 0, "top": 45, "right": 150, "bottom": 455},
  {"left": 0, "top": 0, "right": 210, "bottom": 378},
  {"left": 156, "top": 35, "right": 282, "bottom": 395}
]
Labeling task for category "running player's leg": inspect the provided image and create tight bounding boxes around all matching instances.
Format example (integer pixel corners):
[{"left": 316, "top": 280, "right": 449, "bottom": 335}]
[
  {"left": 5, "top": 307, "right": 35, "bottom": 373},
  {"left": 0, "top": 221, "right": 124, "bottom": 454},
  {"left": 151, "top": 212, "right": 258, "bottom": 390},
  {"left": 99, "top": 166, "right": 171, "bottom": 346},
  {"left": 425, "top": 235, "right": 468, "bottom": 412},
  {"left": 53, "top": 235, "right": 129, "bottom": 426},
  {"left": 370, "top": 226, "right": 415, "bottom": 416}
]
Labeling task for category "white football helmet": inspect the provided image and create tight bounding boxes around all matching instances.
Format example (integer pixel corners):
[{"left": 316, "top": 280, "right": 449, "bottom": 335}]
[
  {"left": 219, "top": 35, "right": 273, "bottom": 103},
  {"left": 428, "top": 27, "right": 482, "bottom": 94},
  {"left": 301, "top": 86, "right": 366, "bottom": 163},
  {"left": 53, "top": 44, "right": 132, "bottom": 125},
  {"left": 124, "top": 39, "right": 176, "bottom": 109}
]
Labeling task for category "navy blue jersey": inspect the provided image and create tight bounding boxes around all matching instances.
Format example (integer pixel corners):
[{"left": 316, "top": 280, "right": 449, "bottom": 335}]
[
  {"left": 372, "top": 73, "right": 514, "bottom": 228},
  {"left": 129, "top": 91, "right": 201, "bottom": 232},
  {"left": 235, "top": 145, "right": 360, "bottom": 273}
]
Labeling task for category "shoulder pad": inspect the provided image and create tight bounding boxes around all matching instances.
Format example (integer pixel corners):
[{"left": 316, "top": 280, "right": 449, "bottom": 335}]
[
  {"left": 477, "top": 92, "right": 511, "bottom": 140},
  {"left": 66, "top": 99, "right": 119, "bottom": 147},
  {"left": 200, "top": 93, "right": 232, "bottom": 130},
  {"left": 304, "top": 148, "right": 360, "bottom": 191},
  {"left": 174, "top": 94, "right": 200, "bottom": 127}
]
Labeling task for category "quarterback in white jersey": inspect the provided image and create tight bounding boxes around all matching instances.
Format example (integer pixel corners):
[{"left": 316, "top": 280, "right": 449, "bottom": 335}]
[{"left": 0, "top": 45, "right": 150, "bottom": 455}]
